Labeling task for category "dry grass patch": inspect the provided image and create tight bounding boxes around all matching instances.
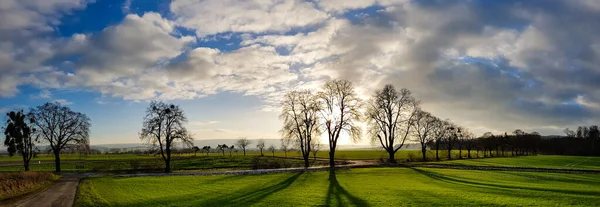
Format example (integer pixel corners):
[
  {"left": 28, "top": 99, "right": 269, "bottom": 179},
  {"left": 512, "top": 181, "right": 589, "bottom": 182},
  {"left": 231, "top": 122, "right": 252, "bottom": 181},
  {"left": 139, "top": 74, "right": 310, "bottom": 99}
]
[{"left": 0, "top": 171, "right": 60, "bottom": 200}]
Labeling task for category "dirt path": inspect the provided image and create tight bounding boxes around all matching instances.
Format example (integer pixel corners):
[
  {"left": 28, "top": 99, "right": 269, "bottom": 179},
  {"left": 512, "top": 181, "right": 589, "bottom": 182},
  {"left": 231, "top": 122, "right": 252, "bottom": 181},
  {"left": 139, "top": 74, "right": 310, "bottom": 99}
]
[{"left": 2, "top": 176, "right": 82, "bottom": 207}]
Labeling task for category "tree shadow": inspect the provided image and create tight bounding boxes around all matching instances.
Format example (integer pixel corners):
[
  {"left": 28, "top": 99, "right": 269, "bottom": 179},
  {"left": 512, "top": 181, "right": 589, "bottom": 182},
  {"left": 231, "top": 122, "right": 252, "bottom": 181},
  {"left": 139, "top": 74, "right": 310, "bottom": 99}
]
[
  {"left": 120, "top": 172, "right": 303, "bottom": 207},
  {"left": 325, "top": 170, "right": 369, "bottom": 207},
  {"left": 411, "top": 168, "right": 599, "bottom": 196},
  {"left": 198, "top": 172, "right": 303, "bottom": 206}
]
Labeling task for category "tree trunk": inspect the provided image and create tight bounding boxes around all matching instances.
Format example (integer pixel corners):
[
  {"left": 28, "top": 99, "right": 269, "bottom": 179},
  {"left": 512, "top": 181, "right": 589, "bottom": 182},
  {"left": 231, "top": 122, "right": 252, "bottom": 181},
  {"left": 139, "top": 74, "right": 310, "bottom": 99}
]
[
  {"left": 54, "top": 151, "right": 61, "bottom": 172},
  {"left": 165, "top": 148, "right": 171, "bottom": 173},
  {"left": 165, "top": 158, "right": 171, "bottom": 173},
  {"left": 243, "top": 149, "right": 246, "bottom": 156},
  {"left": 467, "top": 149, "right": 472, "bottom": 159},
  {"left": 447, "top": 149, "right": 452, "bottom": 160},
  {"left": 388, "top": 149, "right": 396, "bottom": 163},
  {"left": 458, "top": 148, "right": 462, "bottom": 159},
  {"left": 303, "top": 153, "right": 309, "bottom": 168},
  {"left": 23, "top": 154, "right": 30, "bottom": 171},
  {"left": 421, "top": 146, "right": 427, "bottom": 162},
  {"left": 329, "top": 150, "right": 336, "bottom": 168},
  {"left": 260, "top": 149, "right": 263, "bottom": 156}
]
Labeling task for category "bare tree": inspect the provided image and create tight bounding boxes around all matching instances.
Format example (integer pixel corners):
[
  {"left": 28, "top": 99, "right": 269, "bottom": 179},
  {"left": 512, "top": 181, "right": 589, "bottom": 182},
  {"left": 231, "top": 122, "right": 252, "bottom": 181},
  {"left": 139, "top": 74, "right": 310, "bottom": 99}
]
[
  {"left": 365, "top": 85, "right": 418, "bottom": 163},
  {"left": 192, "top": 146, "right": 200, "bottom": 157},
  {"left": 268, "top": 145, "right": 276, "bottom": 157},
  {"left": 318, "top": 79, "right": 362, "bottom": 168},
  {"left": 310, "top": 138, "right": 322, "bottom": 161},
  {"left": 411, "top": 109, "right": 437, "bottom": 162},
  {"left": 217, "top": 144, "right": 228, "bottom": 156},
  {"left": 444, "top": 125, "right": 460, "bottom": 160},
  {"left": 140, "top": 101, "right": 193, "bottom": 172},
  {"left": 3, "top": 110, "right": 37, "bottom": 171},
  {"left": 430, "top": 119, "right": 450, "bottom": 161},
  {"left": 256, "top": 139, "right": 266, "bottom": 156},
  {"left": 280, "top": 90, "right": 321, "bottom": 168},
  {"left": 463, "top": 130, "right": 475, "bottom": 158},
  {"left": 280, "top": 138, "right": 291, "bottom": 157},
  {"left": 563, "top": 128, "right": 576, "bottom": 138},
  {"left": 202, "top": 146, "right": 211, "bottom": 156},
  {"left": 235, "top": 137, "right": 252, "bottom": 156},
  {"left": 30, "top": 102, "right": 91, "bottom": 172},
  {"left": 228, "top": 145, "right": 235, "bottom": 156}
]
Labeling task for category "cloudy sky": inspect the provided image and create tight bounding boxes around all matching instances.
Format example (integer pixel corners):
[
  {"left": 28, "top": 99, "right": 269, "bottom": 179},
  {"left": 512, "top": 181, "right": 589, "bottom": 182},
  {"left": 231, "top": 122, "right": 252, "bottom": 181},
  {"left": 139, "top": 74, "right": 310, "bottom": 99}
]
[{"left": 1, "top": 0, "right": 600, "bottom": 145}]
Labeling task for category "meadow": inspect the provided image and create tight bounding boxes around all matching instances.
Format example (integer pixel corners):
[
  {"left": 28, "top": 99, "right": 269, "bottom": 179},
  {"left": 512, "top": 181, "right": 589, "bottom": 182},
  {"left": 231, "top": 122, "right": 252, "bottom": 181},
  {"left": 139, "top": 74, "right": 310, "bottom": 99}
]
[
  {"left": 432, "top": 155, "right": 600, "bottom": 170},
  {"left": 75, "top": 167, "right": 600, "bottom": 207},
  {"left": 0, "top": 156, "right": 328, "bottom": 172}
]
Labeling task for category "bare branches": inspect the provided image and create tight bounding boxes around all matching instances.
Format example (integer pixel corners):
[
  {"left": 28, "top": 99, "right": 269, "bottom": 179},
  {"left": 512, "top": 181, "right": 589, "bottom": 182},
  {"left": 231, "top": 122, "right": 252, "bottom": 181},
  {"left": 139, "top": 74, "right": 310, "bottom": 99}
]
[
  {"left": 29, "top": 102, "right": 90, "bottom": 172},
  {"left": 235, "top": 137, "right": 252, "bottom": 156},
  {"left": 364, "top": 84, "right": 418, "bottom": 162},
  {"left": 317, "top": 79, "right": 362, "bottom": 167},
  {"left": 139, "top": 101, "right": 193, "bottom": 172},
  {"left": 279, "top": 90, "right": 321, "bottom": 168}
]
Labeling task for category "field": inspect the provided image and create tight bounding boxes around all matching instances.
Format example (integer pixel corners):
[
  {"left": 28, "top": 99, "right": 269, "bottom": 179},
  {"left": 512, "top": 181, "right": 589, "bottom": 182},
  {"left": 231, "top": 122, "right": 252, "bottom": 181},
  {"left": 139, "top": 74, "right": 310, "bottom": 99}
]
[
  {"left": 0, "top": 156, "right": 328, "bottom": 172},
  {"left": 0, "top": 149, "right": 476, "bottom": 168},
  {"left": 434, "top": 155, "right": 600, "bottom": 170},
  {"left": 75, "top": 167, "right": 600, "bottom": 207}
]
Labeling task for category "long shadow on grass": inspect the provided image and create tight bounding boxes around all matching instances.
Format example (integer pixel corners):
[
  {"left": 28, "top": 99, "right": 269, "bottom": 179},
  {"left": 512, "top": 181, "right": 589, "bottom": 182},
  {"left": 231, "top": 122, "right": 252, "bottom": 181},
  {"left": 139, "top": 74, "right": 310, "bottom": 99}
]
[
  {"left": 411, "top": 168, "right": 600, "bottom": 196},
  {"left": 325, "top": 170, "right": 369, "bottom": 207},
  {"left": 210, "top": 172, "right": 303, "bottom": 206},
  {"left": 120, "top": 172, "right": 303, "bottom": 207}
]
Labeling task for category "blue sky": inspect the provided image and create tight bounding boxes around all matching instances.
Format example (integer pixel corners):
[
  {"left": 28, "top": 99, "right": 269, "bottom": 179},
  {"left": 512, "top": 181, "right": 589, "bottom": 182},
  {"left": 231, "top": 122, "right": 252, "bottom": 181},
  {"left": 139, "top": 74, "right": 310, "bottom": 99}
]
[{"left": 2, "top": 0, "right": 600, "bottom": 145}]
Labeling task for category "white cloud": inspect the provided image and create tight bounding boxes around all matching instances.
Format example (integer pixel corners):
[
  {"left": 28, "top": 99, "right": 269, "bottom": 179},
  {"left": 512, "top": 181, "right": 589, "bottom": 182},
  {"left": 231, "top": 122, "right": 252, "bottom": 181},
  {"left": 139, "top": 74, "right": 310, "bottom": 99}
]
[
  {"left": 0, "top": 0, "right": 92, "bottom": 97},
  {"left": 31, "top": 89, "right": 52, "bottom": 99},
  {"left": 170, "top": 0, "right": 329, "bottom": 36},
  {"left": 53, "top": 99, "right": 73, "bottom": 105},
  {"left": 190, "top": 120, "right": 220, "bottom": 126}
]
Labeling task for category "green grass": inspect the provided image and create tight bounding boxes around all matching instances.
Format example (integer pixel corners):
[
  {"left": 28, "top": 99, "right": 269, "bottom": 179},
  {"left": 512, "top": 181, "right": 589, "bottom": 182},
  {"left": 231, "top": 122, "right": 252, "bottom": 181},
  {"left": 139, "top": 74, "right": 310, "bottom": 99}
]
[
  {"left": 0, "top": 149, "right": 472, "bottom": 164},
  {"left": 0, "top": 156, "right": 328, "bottom": 172},
  {"left": 432, "top": 155, "right": 600, "bottom": 170},
  {"left": 75, "top": 167, "right": 600, "bottom": 207}
]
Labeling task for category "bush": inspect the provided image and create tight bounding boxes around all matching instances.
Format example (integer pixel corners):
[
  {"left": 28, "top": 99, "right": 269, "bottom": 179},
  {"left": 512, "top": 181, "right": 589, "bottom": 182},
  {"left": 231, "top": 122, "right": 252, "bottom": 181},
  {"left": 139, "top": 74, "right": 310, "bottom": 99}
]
[{"left": 0, "top": 172, "right": 59, "bottom": 200}]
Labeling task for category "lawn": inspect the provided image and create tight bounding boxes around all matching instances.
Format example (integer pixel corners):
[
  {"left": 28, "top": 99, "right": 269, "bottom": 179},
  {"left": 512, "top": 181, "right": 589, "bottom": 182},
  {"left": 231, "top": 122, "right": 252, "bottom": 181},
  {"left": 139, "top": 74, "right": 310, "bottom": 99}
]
[
  {"left": 0, "top": 156, "right": 328, "bottom": 172},
  {"left": 75, "top": 168, "right": 600, "bottom": 206},
  {"left": 433, "top": 155, "right": 600, "bottom": 170}
]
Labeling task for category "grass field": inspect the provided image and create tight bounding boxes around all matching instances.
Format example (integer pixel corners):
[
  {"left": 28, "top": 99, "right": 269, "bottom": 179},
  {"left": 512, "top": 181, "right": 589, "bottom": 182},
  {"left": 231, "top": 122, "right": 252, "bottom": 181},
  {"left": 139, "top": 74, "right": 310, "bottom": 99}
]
[
  {"left": 0, "top": 156, "right": 328, "bottom": 172},
  {"left": 433, "top": 155, "right": 600, "bottom": 170},
  {"left": 75, "top": 167, "right": 600, "bottom": 207},
  {"left": 0, "top": 149, "right": 473, "bottom": 162}
]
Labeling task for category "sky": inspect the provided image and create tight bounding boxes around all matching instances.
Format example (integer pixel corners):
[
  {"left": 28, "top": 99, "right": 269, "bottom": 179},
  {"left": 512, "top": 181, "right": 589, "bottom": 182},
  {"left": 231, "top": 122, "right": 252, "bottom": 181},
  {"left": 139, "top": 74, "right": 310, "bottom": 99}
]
[{"left": 1, "top": 0, "right": 600, "bottom": 145}]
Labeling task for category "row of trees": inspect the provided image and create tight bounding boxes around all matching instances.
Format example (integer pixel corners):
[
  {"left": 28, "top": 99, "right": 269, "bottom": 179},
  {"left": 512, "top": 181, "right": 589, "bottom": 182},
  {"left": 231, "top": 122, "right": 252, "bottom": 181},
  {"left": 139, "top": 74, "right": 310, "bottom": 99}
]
[
  {"left": 280, "top": 80, "right": 549, "bottom": 167},
  {"left": 280, "top": 80, "right": 443, "bottom": 167},
  {"left": 3, "top": 102, "right": 91, "bottom": 172}
]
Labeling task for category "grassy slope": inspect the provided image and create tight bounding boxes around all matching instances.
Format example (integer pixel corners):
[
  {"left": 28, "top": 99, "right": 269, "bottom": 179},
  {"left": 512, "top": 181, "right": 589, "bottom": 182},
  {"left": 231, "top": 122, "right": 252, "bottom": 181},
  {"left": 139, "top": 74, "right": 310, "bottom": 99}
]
[
  {"left": 0, "top": 172, "right": 60, "bottom": 200},
  {"left": 76, "top": 168, "right": 600, "bottom": 207},
  {"left": 434, "top": 155, "right": 600, "bottom": 170}
]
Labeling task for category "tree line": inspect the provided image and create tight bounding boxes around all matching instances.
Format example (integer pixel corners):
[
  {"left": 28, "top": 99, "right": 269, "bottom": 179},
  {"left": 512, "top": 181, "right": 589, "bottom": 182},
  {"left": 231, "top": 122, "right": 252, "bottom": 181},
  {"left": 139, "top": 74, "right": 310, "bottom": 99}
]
[{"left": 279, "top": 79, "right": 596, "bottom": 167}]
